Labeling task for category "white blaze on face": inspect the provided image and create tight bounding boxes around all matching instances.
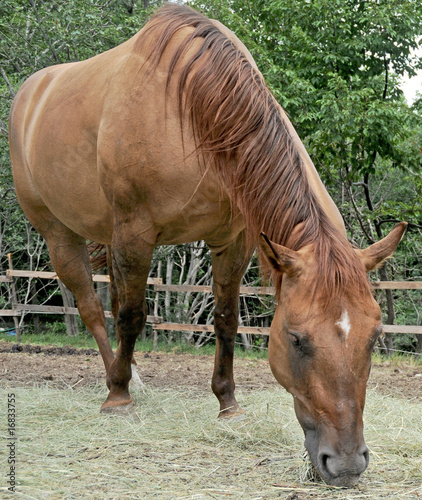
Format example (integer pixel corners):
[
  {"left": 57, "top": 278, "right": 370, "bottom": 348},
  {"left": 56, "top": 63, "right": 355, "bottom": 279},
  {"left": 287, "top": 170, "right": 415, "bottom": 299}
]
[{"left": 336, "top": 310, "right": 351, "bottom": 343}]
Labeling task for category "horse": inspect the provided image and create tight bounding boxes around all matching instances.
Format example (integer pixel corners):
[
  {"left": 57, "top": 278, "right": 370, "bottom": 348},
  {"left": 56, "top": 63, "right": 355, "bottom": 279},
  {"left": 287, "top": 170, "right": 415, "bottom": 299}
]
[{"left": 9, "top": 3, "right": 406, "bottom": 487}]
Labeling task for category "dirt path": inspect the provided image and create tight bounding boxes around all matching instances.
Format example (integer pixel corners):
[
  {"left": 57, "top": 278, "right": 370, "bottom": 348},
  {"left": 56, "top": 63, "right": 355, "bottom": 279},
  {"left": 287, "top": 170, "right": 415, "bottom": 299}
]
[{"left": 1, "top": 341, "right": 421, "bottom": 401}]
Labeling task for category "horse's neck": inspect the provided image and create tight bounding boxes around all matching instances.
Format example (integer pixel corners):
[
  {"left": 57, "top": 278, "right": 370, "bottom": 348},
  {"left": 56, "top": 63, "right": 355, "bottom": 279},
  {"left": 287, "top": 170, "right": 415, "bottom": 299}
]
[{"left": 275, "top": 104, "right": 346, "bottom": 236}]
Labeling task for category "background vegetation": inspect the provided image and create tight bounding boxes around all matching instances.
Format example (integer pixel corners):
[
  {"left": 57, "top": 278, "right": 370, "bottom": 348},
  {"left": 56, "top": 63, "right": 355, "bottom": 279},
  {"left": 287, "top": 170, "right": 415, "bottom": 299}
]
[{"left": 0, "top": 0, "right": 421, "bottom": 355}]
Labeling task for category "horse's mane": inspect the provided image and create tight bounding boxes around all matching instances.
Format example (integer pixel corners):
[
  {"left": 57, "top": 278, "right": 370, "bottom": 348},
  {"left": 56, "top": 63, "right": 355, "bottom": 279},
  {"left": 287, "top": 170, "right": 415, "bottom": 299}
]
[{"left": 133, "top": 3, "right": 370, "bottom": 299}]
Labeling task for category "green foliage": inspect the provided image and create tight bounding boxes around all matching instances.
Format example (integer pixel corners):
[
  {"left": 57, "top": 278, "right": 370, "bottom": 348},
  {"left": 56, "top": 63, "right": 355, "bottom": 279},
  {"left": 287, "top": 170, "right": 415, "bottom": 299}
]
[
  {"left": 189, "top": 0, "right": 422, "bottom": 183},
  {"left": 0, "top": 0, "right": 155, "bottom": 77},
  {"left": 42, "top": 320, "right": 67, "bottom": 336}
]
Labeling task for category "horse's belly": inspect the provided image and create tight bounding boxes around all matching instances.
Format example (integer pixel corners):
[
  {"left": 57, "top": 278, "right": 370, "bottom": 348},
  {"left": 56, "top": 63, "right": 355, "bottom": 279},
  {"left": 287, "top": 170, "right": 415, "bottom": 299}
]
[
  {"left": 154, "top": 201, "right": 244, "bottom": 247},
  {"left": 130, "top": 173, "right": 244, "bottom": 247},
  {"left": 51, "top": 200, "right": 113, "bottom": 244}
]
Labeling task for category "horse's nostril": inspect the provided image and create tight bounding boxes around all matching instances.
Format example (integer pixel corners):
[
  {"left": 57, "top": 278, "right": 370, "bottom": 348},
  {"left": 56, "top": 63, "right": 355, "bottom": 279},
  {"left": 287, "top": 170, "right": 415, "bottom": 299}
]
[
  {"left": 361, "top": 447, "right": 370, "bottom": 471},
  {"left": 318, "top": 446, "right": 369, "bottom": 482},
  {"left": 319, "top": 452, "right": 333, "bottom": 478}
]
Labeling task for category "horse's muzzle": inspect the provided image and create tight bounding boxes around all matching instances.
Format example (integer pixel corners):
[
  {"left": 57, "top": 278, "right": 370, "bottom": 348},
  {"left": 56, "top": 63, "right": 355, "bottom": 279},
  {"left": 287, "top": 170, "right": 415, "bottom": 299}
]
[
  {"left": 304, "top": 429, "right": 369, "bottom": 487},
  {"left": 317, "top": 443, "right": 369, "bottom": 487}
]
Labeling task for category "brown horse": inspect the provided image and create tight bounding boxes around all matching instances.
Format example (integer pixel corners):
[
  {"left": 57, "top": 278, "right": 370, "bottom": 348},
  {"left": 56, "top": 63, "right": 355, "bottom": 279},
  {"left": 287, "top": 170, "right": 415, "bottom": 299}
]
[{"left": 9, "top": 4, "right": 406, "bottom": 487}]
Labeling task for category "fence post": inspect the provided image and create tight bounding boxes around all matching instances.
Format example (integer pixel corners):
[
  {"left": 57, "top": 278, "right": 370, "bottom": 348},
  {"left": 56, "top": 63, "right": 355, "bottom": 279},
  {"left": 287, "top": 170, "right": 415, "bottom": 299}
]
[
  {"left": 58, "top": 281, "right": 79, "bottom": 336},
  {"left": 153, "top": 261, "right": 162, "bottom": 351},
  {"left": 7, "top": 253, "right": 21, "bottom": 342}
]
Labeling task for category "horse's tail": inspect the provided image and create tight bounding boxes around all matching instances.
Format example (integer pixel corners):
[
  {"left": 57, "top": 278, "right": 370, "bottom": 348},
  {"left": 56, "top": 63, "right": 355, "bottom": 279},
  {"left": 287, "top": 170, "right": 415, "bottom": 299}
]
[{"left": 88, "top": 242, "right": 108, "bottom": 272}]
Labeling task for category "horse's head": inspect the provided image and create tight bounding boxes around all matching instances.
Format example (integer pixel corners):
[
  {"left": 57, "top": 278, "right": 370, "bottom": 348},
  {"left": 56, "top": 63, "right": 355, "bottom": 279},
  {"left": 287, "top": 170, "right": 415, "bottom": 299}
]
[{"left": 260, "top": 222, "right": 407, "bottom": 487}]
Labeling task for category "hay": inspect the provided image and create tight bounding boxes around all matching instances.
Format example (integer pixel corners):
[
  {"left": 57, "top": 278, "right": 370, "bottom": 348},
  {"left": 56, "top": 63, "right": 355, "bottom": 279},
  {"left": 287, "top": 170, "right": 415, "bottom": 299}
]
[{"left": 0, "top": 382, "right": 421, "bottom": 499}]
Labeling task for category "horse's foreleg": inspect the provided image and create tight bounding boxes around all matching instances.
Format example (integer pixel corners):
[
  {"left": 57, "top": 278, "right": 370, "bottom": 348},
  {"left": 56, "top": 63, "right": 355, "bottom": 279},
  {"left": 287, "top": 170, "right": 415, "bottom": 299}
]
[
  {"left": 100, "top": 228, "right": 154, "bottom": 412},
  {"left": 209, "top": 231, "right": 251, "bottom": 418},
  {"left": 106, "top": 246, "right": 139, "bottom": 373}
]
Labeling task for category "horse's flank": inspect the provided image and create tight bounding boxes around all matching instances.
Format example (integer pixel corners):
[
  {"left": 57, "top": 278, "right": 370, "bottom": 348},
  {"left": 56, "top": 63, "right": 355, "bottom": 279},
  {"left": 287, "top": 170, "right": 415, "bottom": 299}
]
[{"left": 134, "top": 4, "right": 370, "bottom": 300}]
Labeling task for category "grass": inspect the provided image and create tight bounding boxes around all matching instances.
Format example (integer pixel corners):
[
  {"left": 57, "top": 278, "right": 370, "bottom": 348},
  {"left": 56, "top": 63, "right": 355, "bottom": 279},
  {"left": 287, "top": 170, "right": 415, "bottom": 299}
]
[
  {"left": 1, "top": 329, "right": 420, "bottom": 365},
  {"left": 372, "top": 351, "right": 422, "bottom": 367},
  {"left": 0, "top": 329, "right": 112, "bottom": 350},
  {"left": 0, "top": 329, "right": 421, "bottom": 498},
  {"left": 0, "top": 330, "right": 269, "bottom": 359},
  {"left": 0, "top": 382, "right": 421, "bottom": 499},
  {"left": 1, "top": 319, "right": 420, "bottom": 364}
]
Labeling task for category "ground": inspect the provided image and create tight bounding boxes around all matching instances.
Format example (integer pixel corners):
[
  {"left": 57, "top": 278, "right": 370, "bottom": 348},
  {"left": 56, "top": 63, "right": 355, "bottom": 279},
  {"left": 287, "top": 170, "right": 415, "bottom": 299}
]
[
  {"left": 1, "top": 341, "right": 421, "bottom": 401},
  {"left": 1, "top": 341, "right": 421, "bottom": 499}
]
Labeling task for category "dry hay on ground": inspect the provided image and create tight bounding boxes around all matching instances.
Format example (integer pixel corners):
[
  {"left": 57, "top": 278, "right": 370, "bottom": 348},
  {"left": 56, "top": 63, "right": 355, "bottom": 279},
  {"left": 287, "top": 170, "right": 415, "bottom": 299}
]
[{"left": 0, "top": 381, "right": 421, "bottom": 499}]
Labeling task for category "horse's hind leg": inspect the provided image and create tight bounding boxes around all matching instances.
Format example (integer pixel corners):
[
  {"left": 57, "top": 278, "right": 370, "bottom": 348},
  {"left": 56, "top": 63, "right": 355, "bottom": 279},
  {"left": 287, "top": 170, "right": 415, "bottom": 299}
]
[
  {"left": 43, "top": 224, "right": 115, "bottom": 375},
  {"left": 100, "top": 225, "right": 154, "bottom": 411},
  {"left": 209, "top": 231, "right": 251, "bottom": 418}
]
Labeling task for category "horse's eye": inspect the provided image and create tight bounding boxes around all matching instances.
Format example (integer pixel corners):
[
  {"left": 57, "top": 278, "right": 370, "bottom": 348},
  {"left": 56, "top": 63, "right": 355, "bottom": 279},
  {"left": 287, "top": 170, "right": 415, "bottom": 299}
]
[{"left": 288, "top": 332, "right": 302, "bottom": 349}]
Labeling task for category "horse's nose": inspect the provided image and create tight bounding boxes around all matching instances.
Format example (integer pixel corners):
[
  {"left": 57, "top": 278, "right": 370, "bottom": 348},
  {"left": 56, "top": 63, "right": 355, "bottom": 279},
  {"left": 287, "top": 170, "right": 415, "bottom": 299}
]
[{"left": 318, "top": 444, "right": 369, "bottom": 487}]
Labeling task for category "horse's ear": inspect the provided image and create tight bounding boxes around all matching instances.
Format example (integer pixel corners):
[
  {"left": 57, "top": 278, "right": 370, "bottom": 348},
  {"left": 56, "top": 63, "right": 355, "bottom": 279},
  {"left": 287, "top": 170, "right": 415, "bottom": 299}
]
[
  {"left": 357, "top": 222, "right": 408, "bottom": 272},
  {"left": 259, "top": 233, "right": 302, "bottom": 277}
]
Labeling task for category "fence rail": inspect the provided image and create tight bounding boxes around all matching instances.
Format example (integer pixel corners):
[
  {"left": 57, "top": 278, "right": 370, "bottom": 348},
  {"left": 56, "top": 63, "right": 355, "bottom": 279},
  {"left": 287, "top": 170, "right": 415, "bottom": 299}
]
[
  {"left": 0, "top": 269, "right": 163, "bottom": 284},
  {"left": 1, "top": 263, "right": 421, "bottom": 341}
]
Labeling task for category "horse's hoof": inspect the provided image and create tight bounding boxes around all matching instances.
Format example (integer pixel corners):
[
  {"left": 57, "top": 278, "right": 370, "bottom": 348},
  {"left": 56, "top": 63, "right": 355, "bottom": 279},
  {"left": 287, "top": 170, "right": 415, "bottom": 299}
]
[
  {"left": 218, "top": 407, "right": 246, "bottom": 420},
  {"left": 100, "top": 398, "right": 134, "bottom": 414}
]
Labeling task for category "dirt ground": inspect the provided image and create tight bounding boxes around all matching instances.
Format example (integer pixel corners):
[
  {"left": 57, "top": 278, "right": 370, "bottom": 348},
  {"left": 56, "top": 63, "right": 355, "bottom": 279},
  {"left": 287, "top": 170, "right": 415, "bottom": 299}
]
[{"left": 1, "top": 340, "right": 421, "bottom": 402}]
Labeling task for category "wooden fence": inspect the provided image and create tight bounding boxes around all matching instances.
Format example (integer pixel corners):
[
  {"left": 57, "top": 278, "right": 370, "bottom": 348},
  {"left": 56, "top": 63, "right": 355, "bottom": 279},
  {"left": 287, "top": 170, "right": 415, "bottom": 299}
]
[{"left": 1, "top": 259, "right": 421, "bottom": 342}]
